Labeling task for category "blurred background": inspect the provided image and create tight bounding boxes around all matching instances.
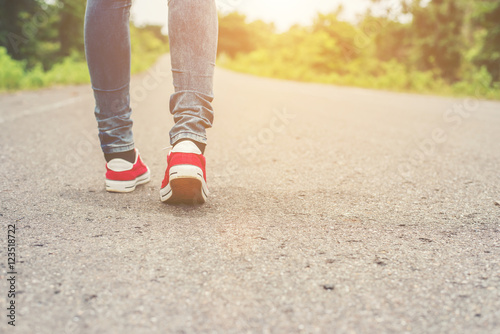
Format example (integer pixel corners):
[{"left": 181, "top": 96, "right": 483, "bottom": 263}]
[{"left": 0, "top": 0, "right": 499, "bottom": 99}]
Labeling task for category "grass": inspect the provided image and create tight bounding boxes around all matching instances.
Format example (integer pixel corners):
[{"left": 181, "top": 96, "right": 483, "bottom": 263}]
[{"left": 217, "top": 51, "right": 500, "bottom": 101}]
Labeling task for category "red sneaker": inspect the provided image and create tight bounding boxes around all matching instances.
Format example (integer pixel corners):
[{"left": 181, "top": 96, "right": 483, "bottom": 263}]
[
  {"left": 105, "top": 148, "right": 151, "bottom": 193},
  {"left": 160, "top": 141, "right": 209, "bottom": 204}
]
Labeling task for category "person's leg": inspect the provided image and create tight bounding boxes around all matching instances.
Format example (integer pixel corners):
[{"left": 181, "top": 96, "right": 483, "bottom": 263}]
[
  {"left": 168, "top": 0, "right": 218, "bottom": 153},
  {"left": 161, "top": 0, "right": 217, "bottom": 204},
  {"left": 85, "top": 0, "right": 150, "bottom": 192},
  {"left": 84, "top": 0, "right": 135, "bottom": 159}
]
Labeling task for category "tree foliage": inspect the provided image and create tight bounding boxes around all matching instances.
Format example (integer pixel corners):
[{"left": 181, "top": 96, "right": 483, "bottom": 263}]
[
  {"left": 473, "top": 1, "right": 500, "bottom": 82},
  {"left": 1, "top": 0, "right": 498, "bottom": 97},
  {"left": 218, "top": 0, "right": 499, "bottom": 97},
  {"left": 0, "top": 1, "right": 169, "bottom": 91}
]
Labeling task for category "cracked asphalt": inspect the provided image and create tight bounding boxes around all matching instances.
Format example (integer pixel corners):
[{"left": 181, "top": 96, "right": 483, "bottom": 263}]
[{"left": 0, "top": 55, "right": 499, "bottom": 333}]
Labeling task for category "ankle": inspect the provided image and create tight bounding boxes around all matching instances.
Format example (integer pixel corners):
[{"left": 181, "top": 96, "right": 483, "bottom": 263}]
[
  {"left": 104, "top": 149, "right": 136, "bottom": 163},
  {"left": 174, "top": 139, "right": 206, "bottom": 154}
]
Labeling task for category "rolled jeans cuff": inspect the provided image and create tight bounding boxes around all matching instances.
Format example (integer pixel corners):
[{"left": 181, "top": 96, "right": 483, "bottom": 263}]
[
  {"left": 102, "top": 143, "right": 135, "bottom": 155},
  {"left": 170, "top": 132, "right": 207, "bottom": 146}
]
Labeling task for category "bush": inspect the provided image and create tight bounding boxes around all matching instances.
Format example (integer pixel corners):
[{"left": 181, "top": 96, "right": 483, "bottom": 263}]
[
  {"left": 0, "top": 47, "right": 26, "bottom": 90},
  {"left": 0, "top": 24, "right": 169, "bottom": 92}
]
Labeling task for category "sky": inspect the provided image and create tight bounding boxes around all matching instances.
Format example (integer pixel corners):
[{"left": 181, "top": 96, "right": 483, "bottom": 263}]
[{"left": 130, "top": 0, "right": 402, "bottom": 34}]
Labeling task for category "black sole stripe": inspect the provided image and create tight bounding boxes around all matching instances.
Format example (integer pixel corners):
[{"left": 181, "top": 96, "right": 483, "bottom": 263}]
[{"left": 161, "top": 189, "right": 172, "bottom": 198}]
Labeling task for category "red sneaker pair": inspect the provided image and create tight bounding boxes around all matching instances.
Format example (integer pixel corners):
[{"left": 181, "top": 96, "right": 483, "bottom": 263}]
[{"left": 105, "top": 141, "right": 208, "bottom": 204}]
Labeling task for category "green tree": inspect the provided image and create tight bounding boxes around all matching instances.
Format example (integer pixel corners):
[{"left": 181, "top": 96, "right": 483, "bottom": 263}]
[
  {"left": 473, "top": 1, "right": 500, "bottom": 83},
  {"left": 218, "top": 12, "right": 257, "bottom": 58},
  {"left": 0, "top": 0, "right": 63, "bottom": 70},
  {"left": 359, "top": 14, "right": 410, "bottom": 64},
  {"left": 0, "top": 0, "right": 46, "bottom": 58},
  {"left": 312, "top": 9, "right": 359, "bottom": 63},
  {"left": 57, "top": 0, "right": 86, "bottom": 58},
  {"left": 407, "top": 0, "right": 465, "bottom": 82}
]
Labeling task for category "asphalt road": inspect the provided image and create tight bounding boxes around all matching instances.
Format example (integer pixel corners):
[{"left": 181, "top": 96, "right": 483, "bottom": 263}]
[{"left": 1, "top": 54, "right": 499, "bottom": 333}]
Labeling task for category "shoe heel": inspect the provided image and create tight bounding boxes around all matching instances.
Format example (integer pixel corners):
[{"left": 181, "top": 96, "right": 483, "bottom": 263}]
[{"left": 169, "top": 178, "right": 204, "bottom": 204}]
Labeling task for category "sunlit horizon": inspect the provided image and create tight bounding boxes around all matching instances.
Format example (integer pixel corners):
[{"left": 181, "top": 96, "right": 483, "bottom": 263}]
[{"left": 130, "top": 0, "right": 398, "bottom": 33}]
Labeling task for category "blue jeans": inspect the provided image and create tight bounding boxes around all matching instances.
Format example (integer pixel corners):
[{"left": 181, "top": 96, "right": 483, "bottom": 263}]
[{"left": 84, "top": 0, "right": 218, "bottom": 154}]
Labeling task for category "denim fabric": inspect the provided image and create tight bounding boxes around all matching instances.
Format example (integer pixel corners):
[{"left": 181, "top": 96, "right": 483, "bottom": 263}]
[{"left": 84, "top": 0, "right": 218, "bottom": 154}]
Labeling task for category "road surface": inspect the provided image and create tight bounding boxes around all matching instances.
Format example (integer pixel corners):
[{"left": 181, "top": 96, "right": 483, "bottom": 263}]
[{"left": 1, "top": 54, "right": 499, "bottom": 333}]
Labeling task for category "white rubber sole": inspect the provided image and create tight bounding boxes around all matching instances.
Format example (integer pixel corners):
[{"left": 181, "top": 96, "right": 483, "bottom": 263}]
[
  {"left": 106, "top": 168, "right": 151, "bottom": 193},
  {"left": 160, "top": 165, "right": 209, "bottom": 204}
]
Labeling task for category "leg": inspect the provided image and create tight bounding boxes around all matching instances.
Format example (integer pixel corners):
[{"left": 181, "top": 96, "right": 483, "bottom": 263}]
[
  {"left": 161, "top": 0, "right": 217, "bottom": 204},
  {"left": 85, "top": 0, "right": 150, "bottom": 192},
  {"left": 84, "top": 0, "right": 134, "bottom": 155},
  {"left": 168, "top": 0, "right": 218, "bottom": 151}
]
